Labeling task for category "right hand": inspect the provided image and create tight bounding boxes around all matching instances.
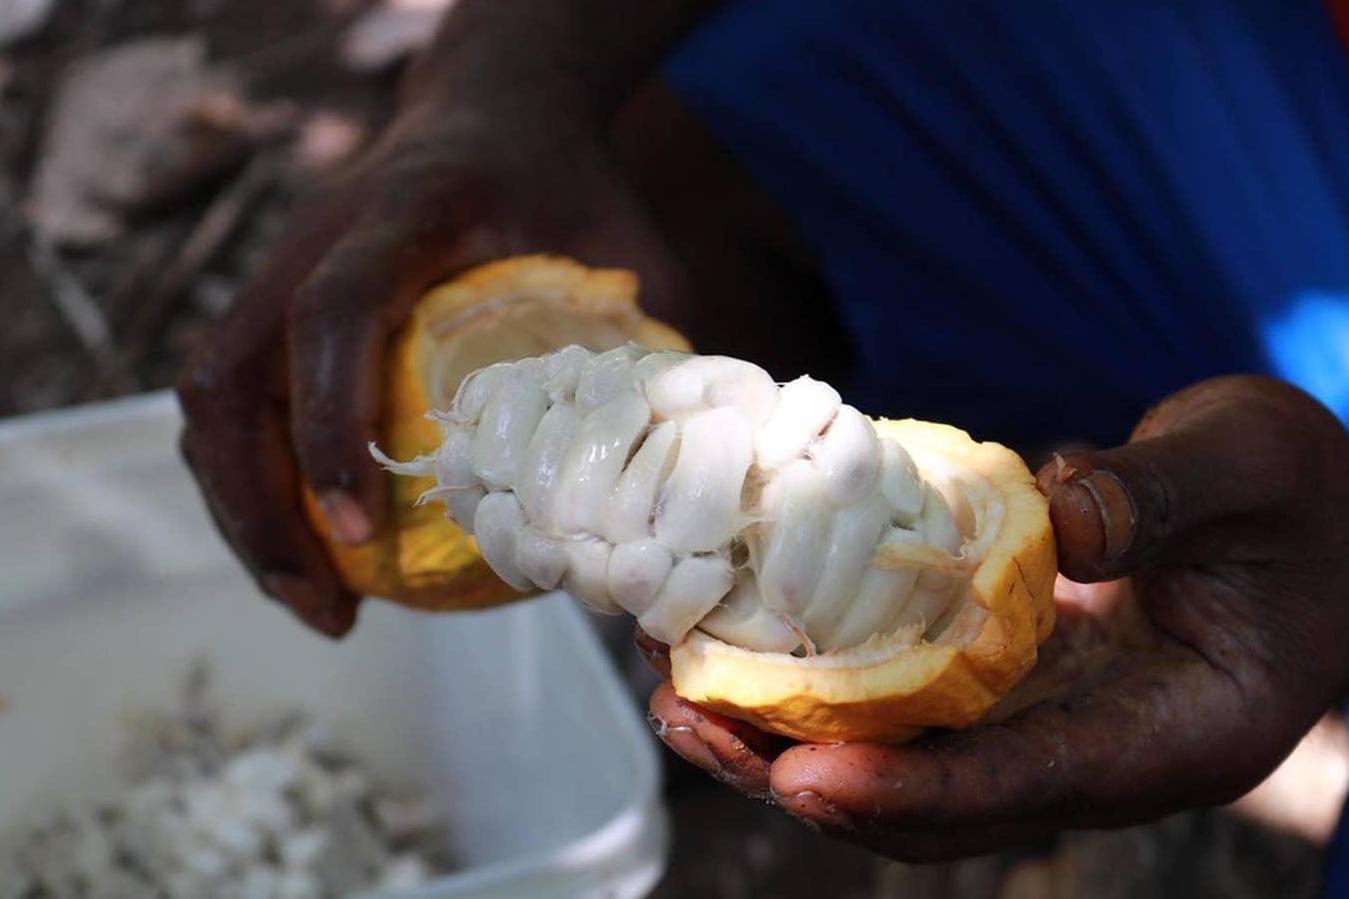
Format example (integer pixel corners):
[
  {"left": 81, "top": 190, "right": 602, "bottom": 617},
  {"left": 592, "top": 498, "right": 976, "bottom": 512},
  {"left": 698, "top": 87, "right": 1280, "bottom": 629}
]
[
  {"left": 641, "top": 375, "right": 1349, "bottom": 860},
  {"left": 175, "top": 88, "right": 689, "bottom": 636}
]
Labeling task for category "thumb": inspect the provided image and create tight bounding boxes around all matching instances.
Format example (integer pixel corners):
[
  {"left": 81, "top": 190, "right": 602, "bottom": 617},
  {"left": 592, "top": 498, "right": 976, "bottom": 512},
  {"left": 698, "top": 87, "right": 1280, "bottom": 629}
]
[{"left": 1035, "top": 376, "right": 1344, "bottom": 582}]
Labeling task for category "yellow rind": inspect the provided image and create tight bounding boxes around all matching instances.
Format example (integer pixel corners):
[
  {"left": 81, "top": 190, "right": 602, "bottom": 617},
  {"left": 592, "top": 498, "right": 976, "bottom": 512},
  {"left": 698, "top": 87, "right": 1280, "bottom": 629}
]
[
  {"left": 306, "top": 256, "right": 1055, "bottom": 742},
  {"left": 669, "top": 419, "right": 1057, "bottom": 743},
  {"left": 306, "top": 255, "right": 688, "bottom": 610}
]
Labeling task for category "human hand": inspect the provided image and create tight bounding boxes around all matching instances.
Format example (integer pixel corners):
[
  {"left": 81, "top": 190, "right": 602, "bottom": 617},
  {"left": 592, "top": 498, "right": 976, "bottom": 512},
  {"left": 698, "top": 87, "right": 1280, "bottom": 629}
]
[
  {"left": 643, "top": 375, "right": 1349, "bottom": 861},
  {"left": 176, "top": 83, "right": 687, "bottom": 636}
]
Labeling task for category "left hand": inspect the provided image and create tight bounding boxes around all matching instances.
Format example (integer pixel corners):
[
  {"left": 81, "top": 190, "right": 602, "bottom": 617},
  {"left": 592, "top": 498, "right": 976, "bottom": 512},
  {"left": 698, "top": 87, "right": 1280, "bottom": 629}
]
[
  {"left": 175, "top": 75, "right": 688, "bottom": 636},
  {"left": 641, "top": 375, "right": 1349, "bottom": 862}
]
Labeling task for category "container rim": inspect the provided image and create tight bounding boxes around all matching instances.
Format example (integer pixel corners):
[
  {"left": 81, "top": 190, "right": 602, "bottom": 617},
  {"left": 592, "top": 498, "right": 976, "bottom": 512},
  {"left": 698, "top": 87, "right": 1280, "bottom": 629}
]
[{"left": 0, "top": 389, "right": 669, "bottom": 898}]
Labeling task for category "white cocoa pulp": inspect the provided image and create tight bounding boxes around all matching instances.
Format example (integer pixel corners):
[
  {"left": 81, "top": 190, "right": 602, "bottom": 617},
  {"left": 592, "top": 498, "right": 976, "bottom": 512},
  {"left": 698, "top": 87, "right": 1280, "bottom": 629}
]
[{"left": 375, "top": 346, "right": 991, "bottom": 654}]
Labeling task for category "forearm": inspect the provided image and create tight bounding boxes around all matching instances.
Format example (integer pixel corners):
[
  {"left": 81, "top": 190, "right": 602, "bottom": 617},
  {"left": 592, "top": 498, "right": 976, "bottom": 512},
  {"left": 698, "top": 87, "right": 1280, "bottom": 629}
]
[{"left": 405, "top": 0, "right": 722, "bottom": 121}]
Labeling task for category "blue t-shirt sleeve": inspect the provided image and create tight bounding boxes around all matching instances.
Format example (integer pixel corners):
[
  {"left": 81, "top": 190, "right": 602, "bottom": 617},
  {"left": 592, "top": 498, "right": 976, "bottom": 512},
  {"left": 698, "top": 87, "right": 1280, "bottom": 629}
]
[{"left": 665, "top": 0, "right": 1349, "bottom": 445}]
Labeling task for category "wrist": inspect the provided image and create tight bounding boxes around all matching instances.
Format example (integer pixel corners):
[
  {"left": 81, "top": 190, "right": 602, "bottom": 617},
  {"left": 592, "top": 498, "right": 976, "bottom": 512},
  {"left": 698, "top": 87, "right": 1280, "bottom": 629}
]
[{"left": 398, "top": 0, "right": 718, "bottom": 126}]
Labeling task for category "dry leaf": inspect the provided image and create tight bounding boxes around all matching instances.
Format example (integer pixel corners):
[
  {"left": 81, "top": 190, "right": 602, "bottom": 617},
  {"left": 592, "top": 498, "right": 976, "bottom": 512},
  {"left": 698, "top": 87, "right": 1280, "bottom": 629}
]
[
  {"left": 26, "top": 37, "right": 258, "bottom": 246},
  {"left": 0, "top": 0, "right": 55, "bottom": 48}
]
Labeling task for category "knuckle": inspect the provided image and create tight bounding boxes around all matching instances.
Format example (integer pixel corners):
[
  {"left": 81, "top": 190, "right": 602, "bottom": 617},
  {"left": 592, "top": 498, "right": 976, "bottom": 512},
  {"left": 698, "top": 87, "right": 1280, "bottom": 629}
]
[
  {"left": 368, "top": 156, "right": 503, "bottom": 237},
  {"left": 175, "top": 359, "right": 274, "bottom": 441},
  {"left": 174, "top": 356, "right": 235, "bottom": 422},
  {"left": 291, "top": 247, "right": 383, "bottom": 321},
  {"left": 288, "top": 270, "right": 348, "bottom": 326},
  {"left": 289, "top": 256, "right": 386, "bottom": 337}
]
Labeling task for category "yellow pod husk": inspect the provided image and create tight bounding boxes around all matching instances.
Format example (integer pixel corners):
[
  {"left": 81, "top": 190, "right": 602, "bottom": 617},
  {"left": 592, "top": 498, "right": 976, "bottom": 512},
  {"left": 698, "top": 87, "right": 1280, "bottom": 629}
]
[
  {"left": 312, "top": 255, "right": 1056, "bottom": 744},
  {"left": 669, "top": 419, "right": 1056, "bottom": 743},
  {"left": 305, "top": 255, "right": 688, "bottom": 610}
]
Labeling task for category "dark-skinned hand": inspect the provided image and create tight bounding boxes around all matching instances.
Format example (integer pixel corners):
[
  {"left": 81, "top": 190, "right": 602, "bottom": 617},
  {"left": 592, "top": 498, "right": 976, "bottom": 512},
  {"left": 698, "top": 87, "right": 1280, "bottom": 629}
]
[
  {"left": 642, "top": 375, "right": 1349, "bottom": 862},
  {"left": 175, "top": 86, "right": 688, "bottom": 637}
]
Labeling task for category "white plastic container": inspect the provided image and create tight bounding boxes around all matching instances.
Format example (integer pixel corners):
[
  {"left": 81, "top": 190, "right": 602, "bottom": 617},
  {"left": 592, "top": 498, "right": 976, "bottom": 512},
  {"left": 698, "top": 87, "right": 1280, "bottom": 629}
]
[{"left": 0, "top": 392, "right": 668, "bottom": 898}]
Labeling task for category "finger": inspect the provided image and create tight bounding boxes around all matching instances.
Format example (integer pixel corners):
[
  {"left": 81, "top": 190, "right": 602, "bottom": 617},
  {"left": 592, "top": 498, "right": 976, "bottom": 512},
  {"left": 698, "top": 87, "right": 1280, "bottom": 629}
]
[
  {"left": 1035, "top": 375, "right": 1346, "bottom": 582},
  {"left": 769, "top": 646, "right": 1277, "bottom": 836},
  {"left": 178, "top": 373, "right": 360, "bottom": 638},
  {"left": 177, "top": 197, "right": 363, "bottom": 636},
  {"left": 982, "top": 588, "right": 1147, "bottom": 724},
  {"left": 287, "top": 201, "right": 501, "bottom": 544},
  {"left": 633, "top": 625, "right": 671, "bottom": 679},
  {"left": 647, "top": 682, "right": 786, "bottom": 799}
]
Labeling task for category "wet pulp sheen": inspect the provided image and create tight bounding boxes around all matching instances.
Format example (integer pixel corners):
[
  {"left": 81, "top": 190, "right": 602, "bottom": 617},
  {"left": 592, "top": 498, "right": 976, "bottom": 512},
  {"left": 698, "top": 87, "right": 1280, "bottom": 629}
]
[{"left": 375, "top": 346, "right": 975, "bottom": 655}]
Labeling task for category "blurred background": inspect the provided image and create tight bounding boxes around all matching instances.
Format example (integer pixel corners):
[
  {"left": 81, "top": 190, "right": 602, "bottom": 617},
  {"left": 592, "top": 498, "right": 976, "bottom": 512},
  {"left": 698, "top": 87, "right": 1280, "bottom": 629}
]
[{"left": 0, "top": 1, "right": 1343, "bottom": 896}]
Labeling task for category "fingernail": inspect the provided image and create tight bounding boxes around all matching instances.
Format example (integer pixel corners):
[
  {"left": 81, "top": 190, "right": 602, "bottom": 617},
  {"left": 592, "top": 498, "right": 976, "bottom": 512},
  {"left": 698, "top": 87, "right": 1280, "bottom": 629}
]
[
  {"left": 318, "top": 491, "right": 374, "bottom": 545},
  {"left": 638, "top": 644, "right": 671, "bottom": 679},
  {"left": 1037, "top": 454, "right": 1078, "bottom": 497},
  {"left": 1076, "top": 470, "right": 1136, "bottom": 560},
  {"left": 659, "top": 724, "right": 723, "bottom": 774},
  {"left": 774, "top": 790, "right": 854, "bottom": 831},
  {"left": 1053, "top": 453, "right": 1079, "bottom": 484}
]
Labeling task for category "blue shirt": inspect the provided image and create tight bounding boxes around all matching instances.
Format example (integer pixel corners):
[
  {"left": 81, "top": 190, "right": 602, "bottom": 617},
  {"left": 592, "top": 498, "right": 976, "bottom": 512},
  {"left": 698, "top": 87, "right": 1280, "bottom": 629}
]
[{"left": 666, "top": 0, "right": 1349, "bottom": 449}]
